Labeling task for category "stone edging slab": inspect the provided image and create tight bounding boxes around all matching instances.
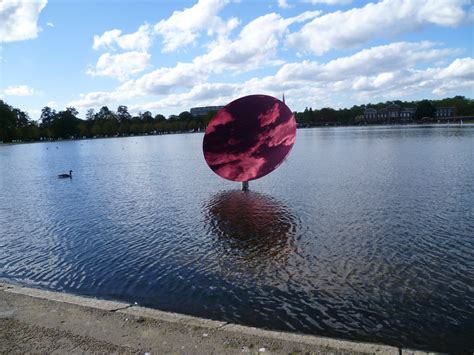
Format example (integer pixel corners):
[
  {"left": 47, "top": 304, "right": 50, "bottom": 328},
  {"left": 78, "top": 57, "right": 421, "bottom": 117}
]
[
  {"left": 0, "top": 282, "right": 438, "bottom": 354},
  {"left": 118, "top": 306, "right": 227, "bottom": 328},
  {"left": 4, "top": 285, "right": 130, "bottom": 311}
]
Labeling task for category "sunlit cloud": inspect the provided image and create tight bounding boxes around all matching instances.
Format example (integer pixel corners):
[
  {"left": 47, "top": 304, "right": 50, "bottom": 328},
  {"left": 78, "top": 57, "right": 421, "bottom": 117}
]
[
  {"left": 0, "top": 0, "right": 48, "bottom": 42},
  {"left": 287, "top": 0, "right": 471, "bottom": 55},
  {"left": 93, "top": 24, "right": 153, "bottom": 52},
  {"left": 3, "top": 85, "right": 35, "bottom": 96},
  {"left": 87, "top": 51, "right": 151, "bottom": 81}
]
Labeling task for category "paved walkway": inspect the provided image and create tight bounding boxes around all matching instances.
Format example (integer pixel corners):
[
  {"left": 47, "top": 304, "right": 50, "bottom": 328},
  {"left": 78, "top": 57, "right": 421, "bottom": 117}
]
[{"left": 0, "top": 283, "right": 426, "bottom": 354}]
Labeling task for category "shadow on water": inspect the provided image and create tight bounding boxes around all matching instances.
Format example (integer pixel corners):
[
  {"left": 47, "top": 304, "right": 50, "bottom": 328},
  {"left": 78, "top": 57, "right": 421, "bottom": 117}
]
[{"left": 204, "top": 190, "right": 301, "bottom": 268}]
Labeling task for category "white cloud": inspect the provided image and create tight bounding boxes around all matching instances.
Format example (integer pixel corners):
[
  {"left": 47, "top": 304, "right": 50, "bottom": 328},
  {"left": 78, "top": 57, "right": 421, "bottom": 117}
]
[
  {"left": 87, "top": 51, "right": 151, "bottom": 81},
  {"left": 87, "top": 3, "right": 319, "bottom": 91},
  {"left": 92, "top": 29, "right": 121, "bottom": 50},
  {"left": 435, "top": 57, "right": 474, "bottom": 80},
  {"left": 141, "top": 46, "right": 473, "bottom": 112},
  {"left": 287, "top": 0, "right": 470, "bottom": 55},
  {"left": 134, "top": 83, "right": 238, "bottom": 111},
  {"left": 431, "top": 58, "right": 474, "bottom": 95},
  {"left": 257, "top": 57, "right": 473, "bottom": 105},
  {"left": 77, "top": 10, "right": 320, "bottom": 108},
  {"left": 119, "top": 62, "right": 208, "bottom": 96},
  {"left": 274, "top": 41, "right": 459, "bottom": 82},
  {"left": 93, "top": 24, "right": 152, "bottom": 51},
  {"left": 26, "top": 108, "right": 41, "bottom": 120},
  {"left": 116, "top": 24, "right": 153, "bottom": 51},
  {"left": 195, "top": 11, "right": 320, "bottom": 72},
  {"left": 92, "top": 1, "right": 238, "bottom": 54},
  {"left": 432, "top": 79, "right": 474, "bottom": 96},
  {"left": 3, "top": 85, "right": 35, "bottom": 96},
  {"left": 0, "top": 0, "right": 47, "bottom": 42},
  {"left": 154, "top": 0, "right": 235, "bottom": 52},
  {"left": 68, "top": 91, "right": 115, "bottom": 110},
  {"left": 278, "top": 0, "right": 290, "bottom": 9},
  {"left": 70, "top": 35, "right": 472, "bottom": 114},
  {"left": 195, "top": 13, "right": 288, "bottom": 72},
  {"left": 337, "top": 58, "right": 474, "bottom": 100},
  {"left": 46, "top": 22, "right": 54, "bottom": 27},
  {"left": 305, "top": 0, "right": 352, "bottom": 4},
  {"left": 69, "top": 62, "right": 208, "bottom": 109}
]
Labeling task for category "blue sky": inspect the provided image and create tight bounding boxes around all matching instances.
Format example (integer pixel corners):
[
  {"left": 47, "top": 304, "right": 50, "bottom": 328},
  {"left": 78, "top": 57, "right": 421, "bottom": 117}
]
[{"left": 1, "top": 0, "right": 473, "bottom": 119}]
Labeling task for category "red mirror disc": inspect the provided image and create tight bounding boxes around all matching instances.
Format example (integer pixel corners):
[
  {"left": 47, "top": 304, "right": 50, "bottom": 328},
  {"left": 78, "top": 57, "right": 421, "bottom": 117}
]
[{"left": 203, "top": 94, "right": 296, "bottom": 182}]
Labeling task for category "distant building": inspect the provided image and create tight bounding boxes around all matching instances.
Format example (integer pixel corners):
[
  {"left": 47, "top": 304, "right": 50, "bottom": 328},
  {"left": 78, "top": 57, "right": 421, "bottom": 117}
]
[
  {"left": 400, "top": 108, "right": 417, "bottom": 119},
  {"left": 190, "top": 106, "right": 224, "bottom": 117},
  {"left": 364, "top": 108, "right": 377, "bottom": 122},
  {"left": 435, "top": 107, "right": 456, "bottom": 118},
  {"left": 364, "top": 103, "right": 416, "bottom": 123}
]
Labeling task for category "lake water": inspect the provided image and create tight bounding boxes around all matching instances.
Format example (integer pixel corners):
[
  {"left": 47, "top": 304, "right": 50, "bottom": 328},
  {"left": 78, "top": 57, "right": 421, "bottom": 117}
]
[{"left": 1, "top": 125, "right": 473, "bottom": 352}]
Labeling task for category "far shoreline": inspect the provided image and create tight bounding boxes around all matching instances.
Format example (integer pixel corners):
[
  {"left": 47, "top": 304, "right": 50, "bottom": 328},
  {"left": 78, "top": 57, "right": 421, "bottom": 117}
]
[{"left": 1, "top": 121, "right": 473, "bottom": 146}]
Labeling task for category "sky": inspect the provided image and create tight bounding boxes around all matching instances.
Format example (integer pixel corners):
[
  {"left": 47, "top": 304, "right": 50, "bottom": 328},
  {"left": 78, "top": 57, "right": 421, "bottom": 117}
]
[{"left": 0, "top": 0, "right": 473, "bottom": 120}]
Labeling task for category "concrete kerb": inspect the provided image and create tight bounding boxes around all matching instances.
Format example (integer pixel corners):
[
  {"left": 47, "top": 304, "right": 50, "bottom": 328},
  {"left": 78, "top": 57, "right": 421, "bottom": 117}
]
[
  {"left": 0, "top": 283, "right": 439, "bottom": 354},
  {"left": 4, "top": 285, "right": 131, "bottom": 311},
  {"left": 221, "top": 324, "right": 400, "bottom": 354},
  {"left": 0, "top": 282, "right": 14, "bottom": 290},
  {"left": 118, "top": 306, "right": 227, "bottom": 328}
]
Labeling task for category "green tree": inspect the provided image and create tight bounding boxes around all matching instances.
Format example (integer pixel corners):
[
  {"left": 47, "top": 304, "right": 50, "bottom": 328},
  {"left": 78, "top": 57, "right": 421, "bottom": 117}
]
[
  {"left": 0, "top": 100, "right": 17, "bottom": 142},
  {"left": 154, "top": 114, "right": 166, "bottom": 122},
  {"left": 96, "top": 106, "right": 114, "bottom": 121},
  {"left": 13, "top": 108, "right": 30, "bottom": 128},
  {"left": 139, "top": 111, "right": 153, "bottom": 122},
  {"left": 78, "top": 121, "right": 90, "bottom": 137},
  {"left": 40, "top": 106, "right": 56, "bottom": 128},
  {"left": 40, "top": 106, "right": 56, "bottom": 138},
  {"left": 117, "top": 105, "right": 131, "bottom": 122},
  {"left": 91, "top": 122, "right": 102, "bottom": 136},
  {"left": 319, "top": 108, "right": 336, "bottom": 122},
  {"left": 178, "top": 111, "right": 193, "bottom": 121},
  {"left": 415, "top": 100, "right": 436, "bottom": 121},
  {"left": 51, "top": 107, "right": 80, "bottom": 138},
  {"left": 85, "top": 109, "right": 95, "bottom": 121}
]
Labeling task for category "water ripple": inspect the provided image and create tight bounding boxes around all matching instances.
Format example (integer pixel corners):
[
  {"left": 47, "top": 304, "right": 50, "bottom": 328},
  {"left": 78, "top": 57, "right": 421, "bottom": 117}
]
[{"left": 1, "top": 128, "right": 473, "bottom": 352}]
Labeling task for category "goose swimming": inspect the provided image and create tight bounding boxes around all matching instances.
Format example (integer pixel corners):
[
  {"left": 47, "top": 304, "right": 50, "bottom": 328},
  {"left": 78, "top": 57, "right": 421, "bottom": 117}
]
[{"left": 58, "top": 170, "right": 72, "bottom": 178}]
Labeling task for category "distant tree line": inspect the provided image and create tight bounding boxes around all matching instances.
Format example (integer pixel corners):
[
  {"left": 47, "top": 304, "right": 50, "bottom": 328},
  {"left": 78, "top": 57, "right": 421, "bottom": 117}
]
[
  {"left": 1, "top": 96, "right": 473, "bottom": 143},
  {"left": 0, "top": 102, "right": 216, "bottom": 143},
  {"left": 295, "top": 96, "right": 474, "bottom": 127}
]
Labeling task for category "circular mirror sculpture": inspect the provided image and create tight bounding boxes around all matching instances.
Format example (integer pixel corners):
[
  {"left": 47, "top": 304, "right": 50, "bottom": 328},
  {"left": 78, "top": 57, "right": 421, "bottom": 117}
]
[{"left": 203, "top": 94, "right": 296, "bottom": 182}]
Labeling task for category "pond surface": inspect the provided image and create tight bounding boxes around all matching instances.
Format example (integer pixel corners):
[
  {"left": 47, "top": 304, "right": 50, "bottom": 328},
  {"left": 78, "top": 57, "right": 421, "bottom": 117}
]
[{"left": 1, "top": 126, "right": 473, "bottom": 352}]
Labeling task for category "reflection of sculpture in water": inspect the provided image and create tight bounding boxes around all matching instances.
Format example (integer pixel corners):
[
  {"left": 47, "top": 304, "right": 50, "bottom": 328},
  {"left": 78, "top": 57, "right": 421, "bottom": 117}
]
[{"left": 205, "top": 191, "right": 299, "bottom": 263}]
